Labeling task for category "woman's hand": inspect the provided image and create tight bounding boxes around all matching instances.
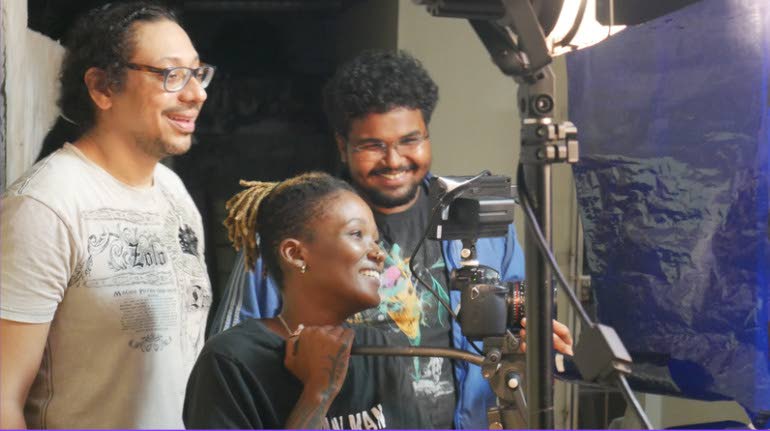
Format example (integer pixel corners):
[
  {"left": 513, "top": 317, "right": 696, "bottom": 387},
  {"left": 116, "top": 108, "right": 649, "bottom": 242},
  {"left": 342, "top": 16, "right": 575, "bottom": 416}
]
[
  {"left": 519, "top": 318, "right": 574, "bottom": 356},
  {"left": 283, "top": 325, "right": 355, "bottom": 429},
  {"left": 285, "top": 325, "right": 354, "bottom": 395}
]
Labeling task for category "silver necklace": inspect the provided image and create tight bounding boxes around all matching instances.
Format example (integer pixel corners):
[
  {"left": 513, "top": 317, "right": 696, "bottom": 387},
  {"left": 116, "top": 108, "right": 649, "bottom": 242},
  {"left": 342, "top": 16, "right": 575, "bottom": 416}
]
[{"left": 277, "top": 314, "right": 304, "bottom": 337}]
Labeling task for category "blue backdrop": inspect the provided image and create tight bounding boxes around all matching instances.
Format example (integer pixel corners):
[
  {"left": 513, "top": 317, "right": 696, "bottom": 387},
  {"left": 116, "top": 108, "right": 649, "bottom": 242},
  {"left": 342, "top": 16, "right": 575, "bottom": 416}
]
[{"left": 567, "top": 0, "right": 770, "bottom": 425}]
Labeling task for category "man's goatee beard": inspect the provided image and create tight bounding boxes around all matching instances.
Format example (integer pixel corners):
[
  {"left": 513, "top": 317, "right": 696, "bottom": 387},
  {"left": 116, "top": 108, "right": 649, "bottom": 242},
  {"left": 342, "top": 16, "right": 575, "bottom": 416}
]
[{"left": 359, "top": 182, "right": 420, "bottom": 209}]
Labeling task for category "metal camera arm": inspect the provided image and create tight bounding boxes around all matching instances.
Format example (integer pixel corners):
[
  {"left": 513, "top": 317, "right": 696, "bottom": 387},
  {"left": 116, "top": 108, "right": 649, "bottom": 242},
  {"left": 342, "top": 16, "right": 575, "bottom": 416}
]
[
  {"left": 415, "top": 0, "right": 554, "bottom": 82},
  {"left": 352, "top": 334, "right": 530, "bottom": 430}
]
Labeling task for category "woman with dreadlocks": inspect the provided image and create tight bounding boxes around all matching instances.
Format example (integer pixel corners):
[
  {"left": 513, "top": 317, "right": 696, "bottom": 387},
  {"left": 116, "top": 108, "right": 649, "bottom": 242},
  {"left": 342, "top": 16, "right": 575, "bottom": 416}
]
[{"left": 183, "top": 172, "right": 428, "bottom": 429}]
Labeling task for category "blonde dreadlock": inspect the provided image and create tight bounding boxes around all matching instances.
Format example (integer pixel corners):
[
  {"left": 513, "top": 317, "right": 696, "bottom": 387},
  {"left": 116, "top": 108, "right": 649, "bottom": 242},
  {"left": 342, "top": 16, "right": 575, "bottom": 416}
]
[
  {"left": 224, "top": 180, "right": 278, "bottom": 270},
  {"left": 223, "top": 172, "right": 355, "bottom": 285}
]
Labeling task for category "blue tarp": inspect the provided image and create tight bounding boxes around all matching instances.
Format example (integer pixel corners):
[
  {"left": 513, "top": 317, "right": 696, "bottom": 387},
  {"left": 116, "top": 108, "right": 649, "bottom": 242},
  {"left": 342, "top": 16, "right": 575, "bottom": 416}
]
[{"left": 567, "top": 0, "right": 770, "bottom": 425}]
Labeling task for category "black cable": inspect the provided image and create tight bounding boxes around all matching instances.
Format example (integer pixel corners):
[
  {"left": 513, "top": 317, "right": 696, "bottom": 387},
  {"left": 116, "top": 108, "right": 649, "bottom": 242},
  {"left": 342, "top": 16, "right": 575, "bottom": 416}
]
[
  {"left": 515, "top": 165, "right": 592, "bottom": 326},
  {"left": 406, "top": 180, "right": 477, "bottom": 351},
  {"left": 618, "top": 373, "right": 654, "bottom": 429},
  {"left": 407, "top": 170, "right": 492, "bottom": 356},
  {"left": 407, "top": 205, "right": 458, "bottom": 321},
  {"left": 516, "top": 163, "right": 653, "bottom": 430}
]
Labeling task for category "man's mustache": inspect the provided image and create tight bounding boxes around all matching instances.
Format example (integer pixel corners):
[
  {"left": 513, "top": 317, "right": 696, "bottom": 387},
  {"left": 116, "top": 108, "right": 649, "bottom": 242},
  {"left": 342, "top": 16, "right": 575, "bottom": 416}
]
[{"left": 369, "top": 165, "right": 417, "bottom": 176}]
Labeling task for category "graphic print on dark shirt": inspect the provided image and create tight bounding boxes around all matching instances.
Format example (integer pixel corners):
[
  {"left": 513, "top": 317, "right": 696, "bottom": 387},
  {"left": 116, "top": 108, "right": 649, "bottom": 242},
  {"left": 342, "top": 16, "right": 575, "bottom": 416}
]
[{"left": 348, "top": 187, "right": 457, "bottom": 429}]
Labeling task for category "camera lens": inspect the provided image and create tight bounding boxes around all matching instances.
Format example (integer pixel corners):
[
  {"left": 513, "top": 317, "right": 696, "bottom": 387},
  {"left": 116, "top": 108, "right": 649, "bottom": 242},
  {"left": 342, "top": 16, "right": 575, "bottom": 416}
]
[{"left": 508, "top": 281, "right": 526, "bottom": 329}]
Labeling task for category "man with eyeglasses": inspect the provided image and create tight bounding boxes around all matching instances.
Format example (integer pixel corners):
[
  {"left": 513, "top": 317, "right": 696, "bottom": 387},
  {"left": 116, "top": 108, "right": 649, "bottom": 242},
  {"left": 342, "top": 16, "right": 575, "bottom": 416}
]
[
  {"left": 211, "top": 50, "right": 573, "bottom": 429},
  {"left": 0, "top": 2, "right": 214, "bottom": 428}
]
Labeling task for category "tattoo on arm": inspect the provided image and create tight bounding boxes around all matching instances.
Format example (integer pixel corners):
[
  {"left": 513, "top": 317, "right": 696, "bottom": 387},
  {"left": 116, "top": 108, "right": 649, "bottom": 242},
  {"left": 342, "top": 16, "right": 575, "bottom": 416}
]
[{"left": 286, "top": 342, "right": 350, "bottom": 429}]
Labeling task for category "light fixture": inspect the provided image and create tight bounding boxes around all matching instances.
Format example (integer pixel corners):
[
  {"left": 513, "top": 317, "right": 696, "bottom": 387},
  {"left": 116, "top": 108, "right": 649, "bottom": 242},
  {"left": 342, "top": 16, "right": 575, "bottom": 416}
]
[
  {"left": 548, "top": 0, "right": 625, "bottom": 56},
  {"left": 414, "top": 0, "right": 625, "bottom": 59}
]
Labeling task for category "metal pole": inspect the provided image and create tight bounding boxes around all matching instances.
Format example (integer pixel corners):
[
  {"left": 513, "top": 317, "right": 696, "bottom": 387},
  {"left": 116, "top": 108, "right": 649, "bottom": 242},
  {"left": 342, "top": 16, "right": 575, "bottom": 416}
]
[{"left": 519, "top": 68, "right": 556, "bottom": 429}]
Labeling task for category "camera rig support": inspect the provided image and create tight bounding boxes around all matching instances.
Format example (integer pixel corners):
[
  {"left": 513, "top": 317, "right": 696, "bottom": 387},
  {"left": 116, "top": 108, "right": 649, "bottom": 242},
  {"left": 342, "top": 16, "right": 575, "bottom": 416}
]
[
  {"left": 457, "top": 0, "right": 580, "bottom": 426},
  {"left": 352, "top": 1, "right": 652, "bottom": 429},
  {"left": 412, "top": 0, "right": 650, "bottom": 429}
]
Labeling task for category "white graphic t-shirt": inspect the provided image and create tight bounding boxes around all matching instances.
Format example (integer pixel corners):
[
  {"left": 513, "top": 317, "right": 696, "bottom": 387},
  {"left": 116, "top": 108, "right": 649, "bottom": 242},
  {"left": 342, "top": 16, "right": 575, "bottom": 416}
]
[{"left": 0, "top": 143, "right": 211, "bottom": 429}]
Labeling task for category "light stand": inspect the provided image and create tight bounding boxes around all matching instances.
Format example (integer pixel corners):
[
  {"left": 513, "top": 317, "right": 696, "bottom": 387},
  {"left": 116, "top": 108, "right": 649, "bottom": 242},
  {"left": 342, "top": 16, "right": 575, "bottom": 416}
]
[
  {"left": 406, "top": 0, "right": 577, "bottom": 425},
  {"left": 412, "top": 1, "right": 651, "bottom": 429},
  {"left": 464, "top": 1, "right": 579, "bottom": 426}
]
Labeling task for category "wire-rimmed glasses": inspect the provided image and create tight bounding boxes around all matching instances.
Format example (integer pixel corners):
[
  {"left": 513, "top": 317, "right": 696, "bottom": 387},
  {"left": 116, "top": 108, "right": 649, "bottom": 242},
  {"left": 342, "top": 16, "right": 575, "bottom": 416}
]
[{"left": 348, "top": 133, "right": 430, "bottom": 160}]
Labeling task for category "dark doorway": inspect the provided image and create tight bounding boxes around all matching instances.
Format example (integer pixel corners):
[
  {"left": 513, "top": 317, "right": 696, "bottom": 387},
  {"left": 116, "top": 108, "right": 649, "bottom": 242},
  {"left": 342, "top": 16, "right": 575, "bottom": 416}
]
[
  {"left": 176, "top": 8, "right": 341, "bottom": 312},
  {"left": 174, "top": 1, "right": 396, "bottom": 323}
]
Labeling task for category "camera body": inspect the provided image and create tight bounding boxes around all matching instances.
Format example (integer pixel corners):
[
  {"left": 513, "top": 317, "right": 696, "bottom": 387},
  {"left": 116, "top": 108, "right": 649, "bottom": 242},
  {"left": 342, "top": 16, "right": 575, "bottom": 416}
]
[
  {"left": 451, "top": 264, "right": 526, "bottom": 340},
  {"left": 427, "top": 174, "right": 525, "bottom": 340}
]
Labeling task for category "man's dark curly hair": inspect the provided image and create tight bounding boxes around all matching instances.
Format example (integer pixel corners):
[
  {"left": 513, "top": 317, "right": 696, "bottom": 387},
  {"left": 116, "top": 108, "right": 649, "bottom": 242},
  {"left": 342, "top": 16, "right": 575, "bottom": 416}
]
[
  {"left": 58, "top": 2, "right": 178, "bottom": 134},
  {"left": 322, "top": 50, "right": 439, "bottom": 138}
]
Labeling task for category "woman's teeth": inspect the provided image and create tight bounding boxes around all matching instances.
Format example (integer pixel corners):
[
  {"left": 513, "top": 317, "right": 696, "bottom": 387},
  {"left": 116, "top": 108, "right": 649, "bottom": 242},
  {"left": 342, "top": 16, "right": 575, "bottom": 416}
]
[{"left": 361, "top": 269, "right": 381, "bottom": 280}]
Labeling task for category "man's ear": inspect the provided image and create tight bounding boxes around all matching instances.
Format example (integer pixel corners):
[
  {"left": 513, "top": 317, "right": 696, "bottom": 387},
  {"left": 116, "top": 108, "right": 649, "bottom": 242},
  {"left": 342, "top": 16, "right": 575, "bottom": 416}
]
[
  {"left": 84, "top": 67, "right": 113, "bottom": 111},
  {"left": 335, "top": 133, "right": 347, "bottom": 164},
  {"left": 278, "top": 237, "right": 307, "bottom": 273}
]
